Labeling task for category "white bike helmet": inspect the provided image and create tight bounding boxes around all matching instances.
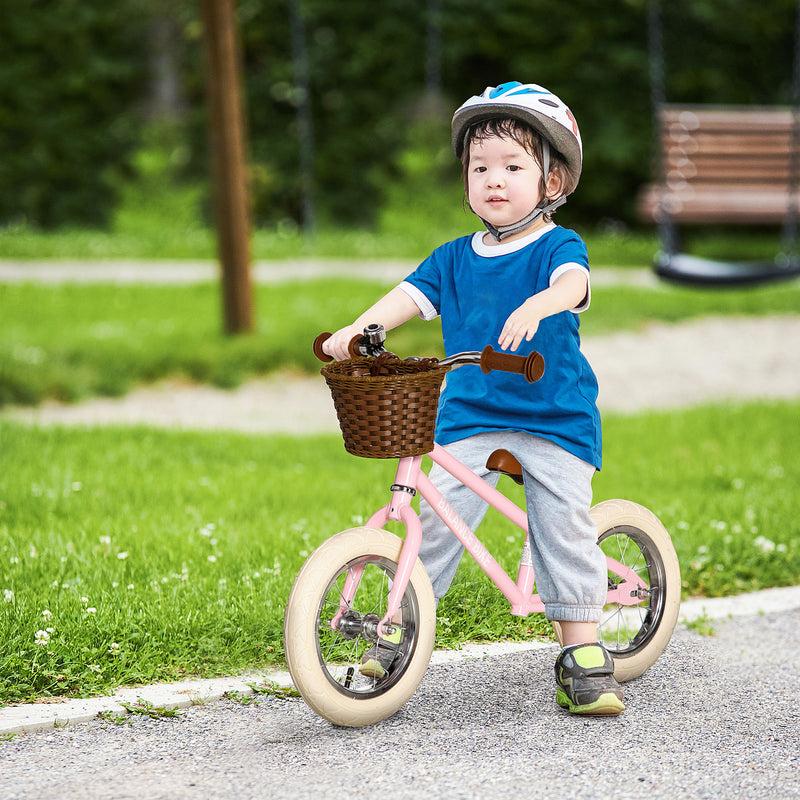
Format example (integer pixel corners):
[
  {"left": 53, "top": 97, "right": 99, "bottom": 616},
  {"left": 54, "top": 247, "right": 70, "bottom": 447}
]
[{"left": 452, "top": 82, "right": 583, "bottom": 240}]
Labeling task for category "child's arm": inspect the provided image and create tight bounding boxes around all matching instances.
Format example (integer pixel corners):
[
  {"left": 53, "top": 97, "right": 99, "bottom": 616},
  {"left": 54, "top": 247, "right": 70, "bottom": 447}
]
[
  {"left": 323, "top": 286, "right": 423, "bottom": 361},
  {"left": 498, "top": 269, "right": 588, "bottom": 352}
]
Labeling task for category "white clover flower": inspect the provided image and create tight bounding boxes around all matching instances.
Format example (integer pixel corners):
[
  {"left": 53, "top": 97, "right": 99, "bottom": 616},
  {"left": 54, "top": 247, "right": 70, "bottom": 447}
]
[
  {"left": 42, "top": 609, "right": 52, "bottom": 619},
  {"left": 207, "top": 555, "right": 217, "bottom": 563},
  {"left": 99, "top": 536, "right": 111, "bottom": 546},
  {"left": 108, "top": 642, "right": 120, "bottom": 655},
  {"left": 754, "top": 536, "right": 776, "bottom": 553},
  {"left": 86, "top": 607, "right": 97, "bottom": 614},
  {"left": 80, "top": 596, "right": 89, "bottom": 605},
  {"left": 3, "top": 589, "right": 14, "bottom": 603},
  {"left": 117, "top": 551, "right": 129, "bottom": 560},
  {"left": 34, "top": 629, "right": 50, "bottom": 646}
]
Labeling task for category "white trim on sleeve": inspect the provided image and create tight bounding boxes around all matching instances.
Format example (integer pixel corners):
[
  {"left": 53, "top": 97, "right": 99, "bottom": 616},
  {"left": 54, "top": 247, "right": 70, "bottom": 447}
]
[
  {"left": 550, "top": 263, "right": 591, "bottom": 312},
  {"left": 398, "top": 281, "right": 439, "bottom": 320}
]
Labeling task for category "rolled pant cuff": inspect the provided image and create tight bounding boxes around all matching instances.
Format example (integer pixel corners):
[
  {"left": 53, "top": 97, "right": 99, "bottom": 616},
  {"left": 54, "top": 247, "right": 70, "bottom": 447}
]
[{"left": 545, "top": 604, "right": 603, "bottom": 623}]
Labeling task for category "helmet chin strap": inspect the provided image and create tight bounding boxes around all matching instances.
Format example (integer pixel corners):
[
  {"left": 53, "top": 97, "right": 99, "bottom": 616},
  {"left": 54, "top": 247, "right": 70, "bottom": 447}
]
[
  {"left": 478, "top": 139, "right": 567, "bottom": 241},
  {"left": 480, "top": 195, "right": 567, "bottom": 241}
]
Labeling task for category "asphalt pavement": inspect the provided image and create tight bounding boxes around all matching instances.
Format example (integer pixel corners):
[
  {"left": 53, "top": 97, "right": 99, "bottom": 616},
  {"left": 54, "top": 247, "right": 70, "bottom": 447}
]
[{"left": 2, "top": 593, "right": 800, "bottom": 800}]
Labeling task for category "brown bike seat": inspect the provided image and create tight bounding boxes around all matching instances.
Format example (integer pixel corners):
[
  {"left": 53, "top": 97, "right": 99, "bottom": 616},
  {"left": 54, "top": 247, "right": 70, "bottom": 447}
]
[{"left": 485, "top": 449, "right": 524, "bottom": 486}]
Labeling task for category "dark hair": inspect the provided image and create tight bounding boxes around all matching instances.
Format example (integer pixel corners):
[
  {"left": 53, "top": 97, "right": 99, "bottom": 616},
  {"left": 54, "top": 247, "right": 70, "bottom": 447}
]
[{"left": 459, "top": 117, "right": 573, "bottom": 211}]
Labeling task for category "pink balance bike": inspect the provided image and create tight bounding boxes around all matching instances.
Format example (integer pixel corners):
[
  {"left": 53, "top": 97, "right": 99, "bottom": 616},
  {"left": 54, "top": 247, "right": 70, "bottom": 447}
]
[{"left": 284, "top": 325, "right": 680, "bottom": 727}]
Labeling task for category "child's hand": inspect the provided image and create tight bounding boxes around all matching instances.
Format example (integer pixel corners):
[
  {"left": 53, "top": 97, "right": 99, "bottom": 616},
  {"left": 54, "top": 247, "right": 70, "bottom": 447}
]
[
  {"left": 323, "top": 325, "right": 360, "bottom": 361},
  {"left": 498, "top": 272, "right": 588, "bottom": 351},
  {"left": 498, "top": 297, "right": 543, "bottom": 351}
]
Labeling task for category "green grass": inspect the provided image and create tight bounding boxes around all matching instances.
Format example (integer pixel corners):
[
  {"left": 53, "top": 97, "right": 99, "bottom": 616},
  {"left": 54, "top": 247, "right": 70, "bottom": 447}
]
[
  {"left": 1, "top": 222, "right": 791, "bottom": 268},
  {"left": 2, "top": 278, "right": 799, "bottom": 407},
  {"left": 2, "top": 399, "right": 798, "bottom": 704},
  {"left": 0, "top": 116, "right": 790, "bottom": 266}
]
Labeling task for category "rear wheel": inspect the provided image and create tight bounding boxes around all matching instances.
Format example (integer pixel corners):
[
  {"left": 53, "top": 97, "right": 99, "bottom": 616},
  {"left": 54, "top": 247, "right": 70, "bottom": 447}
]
[
  {"left": 284, "top": 527, "right": 436, "bottom": 727},
  {"left": 592, "top": 500, "right": 681, "bottom": 681}
]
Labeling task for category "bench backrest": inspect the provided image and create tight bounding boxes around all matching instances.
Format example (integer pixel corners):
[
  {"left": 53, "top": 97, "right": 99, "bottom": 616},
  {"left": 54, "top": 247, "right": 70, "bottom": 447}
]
[{"left": 639, "top": 105, "right": 799, "bottom": 224}]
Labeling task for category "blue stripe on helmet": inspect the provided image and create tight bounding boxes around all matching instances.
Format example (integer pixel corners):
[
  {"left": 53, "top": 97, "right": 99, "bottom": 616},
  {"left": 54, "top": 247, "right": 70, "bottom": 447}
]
[
  {"left": 506, "top": 87, "right": 548, "bottom": 97},
  {"left": 488, "top": 81, "right": 522, "bottom": 97}
]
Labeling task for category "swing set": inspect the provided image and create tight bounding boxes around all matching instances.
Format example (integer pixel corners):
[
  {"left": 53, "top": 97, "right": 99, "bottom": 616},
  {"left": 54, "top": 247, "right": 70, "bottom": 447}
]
[{"left": 639, "top": 0, "right": 800, "bottom": 286}]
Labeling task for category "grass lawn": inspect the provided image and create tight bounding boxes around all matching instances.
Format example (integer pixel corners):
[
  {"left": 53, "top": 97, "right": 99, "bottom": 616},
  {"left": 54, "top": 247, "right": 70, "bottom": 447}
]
[
  {"left": 3, "top": 278, "right": 800, "bottom": 407},
  {"left": 2, "top": 399, "right": 798, "bottom": 705}
]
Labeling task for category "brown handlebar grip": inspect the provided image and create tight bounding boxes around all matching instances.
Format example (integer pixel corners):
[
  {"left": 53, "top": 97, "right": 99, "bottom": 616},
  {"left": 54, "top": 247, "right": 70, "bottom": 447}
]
[
  {"left": 313, "top": 333, "right": 333, "bottom": 362},
  {"left": 347, "top": 334, "right": 363, "bottom": 358},
  {"left": 480, "top": 346, "right": 545, "bottom": 383}
]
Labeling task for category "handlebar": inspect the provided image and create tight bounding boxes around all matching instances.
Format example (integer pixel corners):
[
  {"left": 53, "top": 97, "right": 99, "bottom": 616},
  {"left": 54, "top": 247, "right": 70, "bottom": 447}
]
[
  {"left": 313, "top": 326, "right": 544, "bottom": 383},
  {"left": 313, "top": 323, "right": 389, "bottom": 362}
]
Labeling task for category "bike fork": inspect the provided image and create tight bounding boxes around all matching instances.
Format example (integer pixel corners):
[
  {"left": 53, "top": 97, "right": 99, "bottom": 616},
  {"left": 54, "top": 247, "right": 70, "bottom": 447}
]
[{"left": 362, "top": 456, "right": 425, "bottom": 638}]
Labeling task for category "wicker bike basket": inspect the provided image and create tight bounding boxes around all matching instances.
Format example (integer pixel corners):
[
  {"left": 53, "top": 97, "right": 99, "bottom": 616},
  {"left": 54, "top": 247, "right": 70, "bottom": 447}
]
[{"left": 321, "top": 355, "right": 450, "bottom": 458}]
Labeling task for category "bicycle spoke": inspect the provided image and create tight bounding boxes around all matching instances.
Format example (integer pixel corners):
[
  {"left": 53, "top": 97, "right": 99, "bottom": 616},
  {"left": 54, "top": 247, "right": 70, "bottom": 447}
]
[{"left": 598, "top": 524, "right": 669, "bottom": 655}]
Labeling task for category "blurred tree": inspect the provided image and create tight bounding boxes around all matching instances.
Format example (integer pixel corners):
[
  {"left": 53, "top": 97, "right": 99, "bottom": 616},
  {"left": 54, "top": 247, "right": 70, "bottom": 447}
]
[
  {"left": 0, "top": 0, "right": 148, "bottom": 228},
  {"left": 3, "top": 0, "right": 796, "bottom": 231}
]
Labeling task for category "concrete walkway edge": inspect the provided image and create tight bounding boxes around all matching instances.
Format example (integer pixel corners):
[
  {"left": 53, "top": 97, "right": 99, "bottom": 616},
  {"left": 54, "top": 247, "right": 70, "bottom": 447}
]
[{"left": 2, "top": 584, "right": 799, "bottom": 736}]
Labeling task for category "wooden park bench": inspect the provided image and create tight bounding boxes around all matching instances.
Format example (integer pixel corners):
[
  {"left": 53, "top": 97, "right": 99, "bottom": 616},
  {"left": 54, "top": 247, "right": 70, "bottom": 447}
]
[{"left": 637, "top": 105, "right": 800, "bottom": 284}]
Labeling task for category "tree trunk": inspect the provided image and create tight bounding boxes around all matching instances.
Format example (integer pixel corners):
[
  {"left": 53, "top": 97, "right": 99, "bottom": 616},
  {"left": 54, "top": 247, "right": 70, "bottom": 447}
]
[{"left": 200, "top": 0, "right": 254, "bottom": 334}]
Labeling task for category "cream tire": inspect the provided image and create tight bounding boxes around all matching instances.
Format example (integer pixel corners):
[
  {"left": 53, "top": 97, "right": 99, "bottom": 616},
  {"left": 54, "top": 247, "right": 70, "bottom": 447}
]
[
  {"left": 591, "top": 499, "right": 681, "bottom": 682},
  {"left": 284, "top": 527, "right": 436, "bottom": 727}
]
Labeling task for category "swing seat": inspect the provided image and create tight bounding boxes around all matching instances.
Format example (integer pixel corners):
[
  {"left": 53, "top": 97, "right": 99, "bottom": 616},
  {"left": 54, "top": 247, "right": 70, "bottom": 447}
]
[
  {"left": 639, "top": 105, "right": 800, "bottom": 286},
  {"left": 654, "top": 253, "right": 800, "bottom": 286}
]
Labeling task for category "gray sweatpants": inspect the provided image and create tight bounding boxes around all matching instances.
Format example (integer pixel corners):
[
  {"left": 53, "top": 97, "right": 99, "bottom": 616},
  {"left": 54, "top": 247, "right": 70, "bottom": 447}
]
[{"left": 417, "top": 431, "right": 606, "bottom": 623}]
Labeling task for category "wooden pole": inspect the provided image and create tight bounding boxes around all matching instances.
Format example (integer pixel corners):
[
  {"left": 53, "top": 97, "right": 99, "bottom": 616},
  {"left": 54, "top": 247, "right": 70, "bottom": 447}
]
[{"left": 200, "top": 0, "right": 254, "bottom": 334}]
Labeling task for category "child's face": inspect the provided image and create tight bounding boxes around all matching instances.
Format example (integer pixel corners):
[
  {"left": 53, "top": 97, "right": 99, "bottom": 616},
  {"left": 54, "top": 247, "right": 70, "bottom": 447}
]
[{"left": 467, "top": 134, "right": 549, "bottom": 241}]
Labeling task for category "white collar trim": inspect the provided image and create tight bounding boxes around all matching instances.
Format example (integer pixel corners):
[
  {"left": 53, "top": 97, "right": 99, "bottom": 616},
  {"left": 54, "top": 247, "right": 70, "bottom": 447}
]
[{"left": 471, "top": 223, "right": 556, "bottom": 257}]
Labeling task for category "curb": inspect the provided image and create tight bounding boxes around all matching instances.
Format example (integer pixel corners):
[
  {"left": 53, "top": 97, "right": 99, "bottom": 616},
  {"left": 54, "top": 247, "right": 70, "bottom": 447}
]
[{"left": 2, "top": 584, "right": 799, "bottom": 736}]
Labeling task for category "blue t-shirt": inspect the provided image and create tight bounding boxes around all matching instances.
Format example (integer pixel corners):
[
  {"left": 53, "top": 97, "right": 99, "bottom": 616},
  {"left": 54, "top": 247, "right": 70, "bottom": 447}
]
[{"left": 401, "top": 224, "right": 602, "bottom": 469}]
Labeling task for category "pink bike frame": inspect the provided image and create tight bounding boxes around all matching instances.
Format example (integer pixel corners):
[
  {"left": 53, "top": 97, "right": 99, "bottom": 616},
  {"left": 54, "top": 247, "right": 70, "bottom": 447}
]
[{"left": 349, "top": 444, "right": 649, "bottom": 638}]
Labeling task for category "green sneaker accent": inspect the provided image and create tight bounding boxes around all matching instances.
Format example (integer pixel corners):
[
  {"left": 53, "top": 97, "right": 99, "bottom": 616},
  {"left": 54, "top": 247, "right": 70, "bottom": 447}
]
[
  {"left": 554, "top": 643, "right": 625, "bottom": 717},
  {"left": 381, "top": 627, "right": 403, "bottom": 645},
  {"left": 573, "top": 646, "right": 607, "bottom": 670},
  {"left": 556, "top": 689, "right": 626, "bottom": 716}
]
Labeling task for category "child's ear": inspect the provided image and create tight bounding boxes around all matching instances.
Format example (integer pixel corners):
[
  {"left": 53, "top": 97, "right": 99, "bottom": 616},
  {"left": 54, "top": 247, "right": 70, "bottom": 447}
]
[{"left": 545, "top": 167, "right": 565, "bottom": 199}]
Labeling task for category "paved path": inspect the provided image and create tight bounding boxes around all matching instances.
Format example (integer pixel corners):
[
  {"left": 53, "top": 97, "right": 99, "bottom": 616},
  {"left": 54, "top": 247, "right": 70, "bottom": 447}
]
[
  {"left": 0, "top": 259, "right": 663, "bottom": 287},
  {"left": 2, "top": 602, "right": 799, "bottom": 799}
]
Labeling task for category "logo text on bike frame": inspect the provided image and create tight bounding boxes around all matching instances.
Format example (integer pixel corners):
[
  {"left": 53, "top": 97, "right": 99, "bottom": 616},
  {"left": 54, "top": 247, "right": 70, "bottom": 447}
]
[{"left": 435, "top": 496, "right": 493, "bottom": 570}]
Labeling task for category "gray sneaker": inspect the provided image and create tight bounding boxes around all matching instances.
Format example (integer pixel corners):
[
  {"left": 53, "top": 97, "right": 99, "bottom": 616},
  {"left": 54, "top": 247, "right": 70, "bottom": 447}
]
[
  {"left": 359, "top": 627, "right": 403, "bottom": 679},
  {"left": 554, "top": 643, "right": 625, "bottom": 716}
]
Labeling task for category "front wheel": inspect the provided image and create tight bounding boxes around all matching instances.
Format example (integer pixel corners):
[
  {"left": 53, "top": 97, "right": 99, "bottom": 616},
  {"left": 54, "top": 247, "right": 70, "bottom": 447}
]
[
  {"left": 591, "top": 500, "right": 681, "bottom": 682},
  {"left": 284, "top": 527, "right": 436, "bottom": 727}
]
